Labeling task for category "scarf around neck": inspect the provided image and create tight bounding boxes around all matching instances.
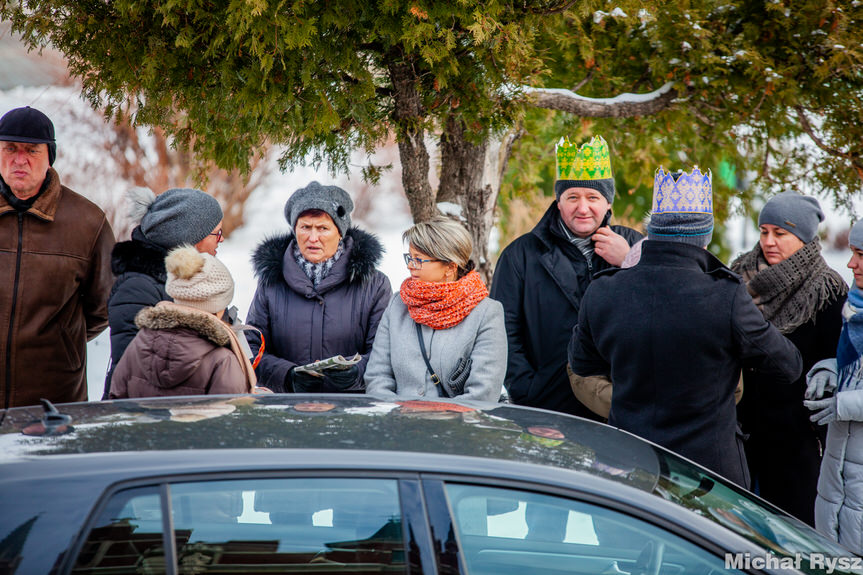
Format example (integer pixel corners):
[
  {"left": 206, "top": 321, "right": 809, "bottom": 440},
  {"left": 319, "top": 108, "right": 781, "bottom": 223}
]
[
  {"left": 400, "top": 270, "right": 489, "bottom": 330},
  {"left": 836, "top": 288, "right": 863, "bottom": 391},
  {"left": 292, "top": 241, "right": 344, "bottom": 288},
  {"left": 731, "top": 240, "right": 848, "bottom": 333}
]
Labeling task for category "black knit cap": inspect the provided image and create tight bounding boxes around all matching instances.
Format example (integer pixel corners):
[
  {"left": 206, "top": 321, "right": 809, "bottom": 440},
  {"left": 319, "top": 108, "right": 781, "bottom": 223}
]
[{"left": 0, "top": 107, "right": 57, "bottom": 165}]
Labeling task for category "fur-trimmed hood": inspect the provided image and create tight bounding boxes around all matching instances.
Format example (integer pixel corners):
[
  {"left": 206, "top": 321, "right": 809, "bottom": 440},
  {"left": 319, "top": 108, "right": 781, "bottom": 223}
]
[
  {"left": 111, "top": 228, "right": 169, "bottom": 281},
  {"left": 135, "top": 302, "right": 231, "bottom": 347},
  {"left": 252, "top": 227, "right": 384, "bottom": 288}
]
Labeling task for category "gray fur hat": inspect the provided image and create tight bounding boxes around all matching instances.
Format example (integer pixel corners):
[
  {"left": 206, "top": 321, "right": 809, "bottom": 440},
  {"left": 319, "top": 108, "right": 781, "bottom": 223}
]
[
  {"left": 284, "top": 181, "right": 353, "bottom": 237},
  {"left": 129, "top": 187, "right": 223, "bottom": 249},
  {"left": 758, "top": 191, "right": 823, "bottom": 243}
]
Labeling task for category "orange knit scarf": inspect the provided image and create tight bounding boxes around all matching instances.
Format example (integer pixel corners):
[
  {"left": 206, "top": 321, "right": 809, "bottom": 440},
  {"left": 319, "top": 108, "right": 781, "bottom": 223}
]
[{"left": 400, "top": 270, "right": 489, "bottom": 330}]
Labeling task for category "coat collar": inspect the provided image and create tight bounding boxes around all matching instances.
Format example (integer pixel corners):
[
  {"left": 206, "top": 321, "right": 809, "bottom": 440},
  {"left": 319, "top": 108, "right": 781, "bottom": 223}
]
[
  {"left": 252, "top": 226, "right": 384, "bottom": 289},
  {"left": 111, "top": 227, "right": 169, "bottom": 280},
  {"left": 639, "top": 240, "right": 737, "bottom": 278},
  {"left": 0, "top": 168, "right": 62, "bottom": 221}
]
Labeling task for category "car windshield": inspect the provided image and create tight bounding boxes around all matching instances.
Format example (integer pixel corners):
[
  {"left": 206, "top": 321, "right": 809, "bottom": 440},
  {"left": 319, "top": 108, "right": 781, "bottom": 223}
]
[{"left": 653, "top": 451, "right": 857, "bottom": 571}]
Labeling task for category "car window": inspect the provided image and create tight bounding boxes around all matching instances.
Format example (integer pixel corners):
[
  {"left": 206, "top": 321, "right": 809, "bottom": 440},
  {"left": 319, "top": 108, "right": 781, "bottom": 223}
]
[
  {"left": 445, "top": 483, "right": 740, "bottom": 575},
  {"left": 655, "top": 455, "right": 858, "bottom": 568},
  {"left": 71, "top": 478, "right": 406, "bottom": 574}
]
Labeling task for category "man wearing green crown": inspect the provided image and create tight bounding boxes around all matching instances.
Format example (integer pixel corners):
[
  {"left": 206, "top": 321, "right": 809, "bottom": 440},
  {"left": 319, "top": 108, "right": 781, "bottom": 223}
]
[{"left": 490, "top": 136, "right": 642, "bottom": 418}]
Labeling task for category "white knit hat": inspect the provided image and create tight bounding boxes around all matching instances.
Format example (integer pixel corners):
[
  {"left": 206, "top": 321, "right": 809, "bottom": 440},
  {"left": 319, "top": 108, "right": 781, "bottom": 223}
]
[{"left": 165, "top": 246, "right": 234, "bottom": 313}]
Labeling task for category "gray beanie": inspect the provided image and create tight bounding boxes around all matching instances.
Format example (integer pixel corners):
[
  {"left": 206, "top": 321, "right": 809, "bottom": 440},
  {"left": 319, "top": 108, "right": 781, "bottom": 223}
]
[
  {"left": 132, "top": 188, "right": 223, "bottom": 249},
  {"left": 284, "top": 181, "right": 353, "bottom": 237},
  {"left": 758, "top": 191, "right": 823, "bottom": 243},
  {"left": 850, "top": 220, "right": 863, "bottom": 250},
  {"left": 165, "top": 246, "right": 234, "bottom": 314}
]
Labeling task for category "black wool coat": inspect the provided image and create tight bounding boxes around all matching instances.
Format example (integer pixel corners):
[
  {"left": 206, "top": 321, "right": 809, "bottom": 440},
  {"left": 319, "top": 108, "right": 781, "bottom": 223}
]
[
  {"left": 246, "top": 227, "right": 392, "bottom": 393},
  {"left": 737, "top": 295, "right": 844, "bottom": 525},
  {"left": 489, "top": 201, "right": 642, "bottom": 418},
  {"left": 103, "top": 228, "right": 170, "bottom": 399},
  {"left": 568, "top": 241, "right": 802, "bottom": 487}
]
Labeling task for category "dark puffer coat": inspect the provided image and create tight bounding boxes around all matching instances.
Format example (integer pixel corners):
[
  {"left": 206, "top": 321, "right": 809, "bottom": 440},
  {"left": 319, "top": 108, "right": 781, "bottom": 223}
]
[
  {"left": 738, "top": 297, "right": 844, "bottom": 525},
  {"left": 102, "top": 227, "right": 170, "bottom": 398},
  {"left": 568, "top": 241, "right": 803, "bottom": 487},
  {"left": 246, "top": 228, "right": 392, "bottom": 392},
  {"left": 490, "top": 201, "right": 642, "bottom": 418}
]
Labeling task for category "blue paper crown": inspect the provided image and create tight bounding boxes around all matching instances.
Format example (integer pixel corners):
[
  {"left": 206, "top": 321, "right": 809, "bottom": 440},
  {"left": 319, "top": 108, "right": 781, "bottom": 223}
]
[{"left": 652, "top": 167, "right": 713, "bottom": 214}]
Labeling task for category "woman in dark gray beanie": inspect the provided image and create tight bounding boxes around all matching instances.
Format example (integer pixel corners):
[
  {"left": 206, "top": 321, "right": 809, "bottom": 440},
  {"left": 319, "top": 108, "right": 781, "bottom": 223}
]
[
  {"left": 102, "top": 187, "right": 224, "bottom": 398},
  {"left": 731, "top": 190, "right": 848, "bottom": 526},
  {"left": 245, "top": 181, "right": 392, "bottom": 393}
]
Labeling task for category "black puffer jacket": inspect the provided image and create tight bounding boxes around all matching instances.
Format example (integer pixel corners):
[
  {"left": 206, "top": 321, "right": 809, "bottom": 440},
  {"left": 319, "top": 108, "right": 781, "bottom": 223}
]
[
  {"left": 246, "top": 227, "right": 392, "bottom": 393},
  {"left": 490, "top": 201, "right": 642, "bottom": 418},
  {"left": 102, "top": 227, "right": 169, "bottom": 398}
]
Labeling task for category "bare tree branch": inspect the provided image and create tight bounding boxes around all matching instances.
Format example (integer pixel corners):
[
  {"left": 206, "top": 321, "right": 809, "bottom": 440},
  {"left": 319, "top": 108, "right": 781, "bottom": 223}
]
[
  {"left": 796, "top": 105, "right": 863, "bottom": 182},
  {"left": 570, "top": 71, "right": 594, "bottom": 93},
  {"left": 524, "top": 82, "right": 678, "bottom": 118},
  {"left": 528, "top": 0, "right": 579, "bottom": 15}
]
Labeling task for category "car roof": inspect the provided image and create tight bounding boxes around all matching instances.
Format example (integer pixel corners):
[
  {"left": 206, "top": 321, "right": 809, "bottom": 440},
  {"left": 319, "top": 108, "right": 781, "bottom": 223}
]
[{"left": 0, "top": 394, "right": 662, "bottom": 492}]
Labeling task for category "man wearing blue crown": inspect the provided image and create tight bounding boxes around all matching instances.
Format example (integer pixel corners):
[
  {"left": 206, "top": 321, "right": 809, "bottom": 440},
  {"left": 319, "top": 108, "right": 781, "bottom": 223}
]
[
  {"left": 568, "top": 167, "right": 801, "bottom": 487},
  {"left": 491, "top": 136, "right": 642, "bottom": 419}
]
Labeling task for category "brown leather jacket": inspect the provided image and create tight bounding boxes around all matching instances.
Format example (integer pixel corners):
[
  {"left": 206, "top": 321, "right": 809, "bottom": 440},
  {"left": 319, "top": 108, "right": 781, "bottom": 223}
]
[
  {"left": 0, "top": 169, "right": 114, "bottom": 408},
  {"left": 110, "top": 302, "right": 254, "bottom": 399}
]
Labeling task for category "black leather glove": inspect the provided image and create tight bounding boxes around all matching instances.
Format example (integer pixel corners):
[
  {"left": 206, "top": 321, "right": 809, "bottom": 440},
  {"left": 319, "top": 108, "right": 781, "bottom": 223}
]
[
  {"left": 322, "top": 364, "right": 360, "bottom": 391},
  {"left": 289, "top": 368, "right": 323, "bottom": 393}
]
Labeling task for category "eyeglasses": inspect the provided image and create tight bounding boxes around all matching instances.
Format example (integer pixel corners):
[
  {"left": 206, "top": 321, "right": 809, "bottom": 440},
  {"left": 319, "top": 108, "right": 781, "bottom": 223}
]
[
  {"left": 210, "top": 229, "right": 223, "bottom": 241},
  {"left": 404, "top": 253, "right": 441, "bottom": 269}
]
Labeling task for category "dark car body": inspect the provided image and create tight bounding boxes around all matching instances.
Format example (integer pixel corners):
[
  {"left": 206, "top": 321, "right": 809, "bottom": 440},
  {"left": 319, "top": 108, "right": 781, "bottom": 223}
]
[{"left": 0, "top": 394, "right": 859, "bottom": 575}]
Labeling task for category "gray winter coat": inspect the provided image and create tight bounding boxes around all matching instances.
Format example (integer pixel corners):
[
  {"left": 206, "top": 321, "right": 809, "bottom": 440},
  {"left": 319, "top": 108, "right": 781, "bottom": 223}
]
[
  {"left": 246, "top": 228, "right": 392, "bottom": 392},
  {"left": 365, "top": 293, "right": 506, "bottom": 403},
  {"left": 816, "top": 390, "right": 863, "bottom": 550}
]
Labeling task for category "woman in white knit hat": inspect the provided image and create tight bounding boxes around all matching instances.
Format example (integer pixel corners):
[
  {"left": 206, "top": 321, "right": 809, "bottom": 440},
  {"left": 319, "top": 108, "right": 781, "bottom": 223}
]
[{"left": 109, "top": 246, "right": 257, "bottom": 398}]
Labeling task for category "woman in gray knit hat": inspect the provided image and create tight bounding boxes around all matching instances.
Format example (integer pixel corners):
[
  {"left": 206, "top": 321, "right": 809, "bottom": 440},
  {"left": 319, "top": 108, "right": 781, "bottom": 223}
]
[
  {"left": 102, "top": 187, "right": 224, "bottom": 398},
  {"left": 246, "top": 181, "right": 392, "bottom": 393},
  {"left": 731, "top": 191, "right": 848, "bottom": 526}
]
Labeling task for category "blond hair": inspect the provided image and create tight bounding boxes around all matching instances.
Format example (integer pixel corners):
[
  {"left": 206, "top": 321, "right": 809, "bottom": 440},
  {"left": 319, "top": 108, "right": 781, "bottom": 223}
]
[{"left": 403, "top": 217, "right": 475, "bottom": 277}]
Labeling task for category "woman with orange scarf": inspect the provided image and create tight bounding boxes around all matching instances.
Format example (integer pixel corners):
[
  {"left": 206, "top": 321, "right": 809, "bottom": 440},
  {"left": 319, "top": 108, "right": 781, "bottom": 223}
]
[{"left": 365, "top": 217, "right": 506, "bottom": 402}]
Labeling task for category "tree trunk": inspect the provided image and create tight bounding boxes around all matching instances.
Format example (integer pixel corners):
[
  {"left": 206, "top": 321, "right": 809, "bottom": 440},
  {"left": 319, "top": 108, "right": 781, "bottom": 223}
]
[
  {"left": 440, "top": 119, "right": 522, "bottom": 285},
  {"left": 388, "top": 58, "right": 437, "bottom": 222}
]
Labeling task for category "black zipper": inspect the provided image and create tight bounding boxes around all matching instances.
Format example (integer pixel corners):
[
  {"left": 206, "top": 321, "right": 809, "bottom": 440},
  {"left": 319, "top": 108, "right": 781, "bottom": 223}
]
[{"left": 4, "top": 212, "right": 23, "bottom": 409}]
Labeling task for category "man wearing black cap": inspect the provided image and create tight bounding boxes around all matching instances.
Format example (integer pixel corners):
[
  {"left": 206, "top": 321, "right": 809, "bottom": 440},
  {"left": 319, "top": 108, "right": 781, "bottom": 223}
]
[{"left": 0, "top": 106, "right": 115, "bottom": 408}]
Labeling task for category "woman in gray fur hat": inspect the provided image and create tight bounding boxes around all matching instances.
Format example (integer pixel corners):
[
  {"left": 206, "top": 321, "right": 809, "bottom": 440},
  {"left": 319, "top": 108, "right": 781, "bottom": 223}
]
[
  {"left": 731, "top": 191, "right": 848, "bottom": 526},
  {"left": 103, "top": 187, "right": 224, "bottom": 398},
  {"left": 245, "top": 181, "right": 392, "bottom": 393}
]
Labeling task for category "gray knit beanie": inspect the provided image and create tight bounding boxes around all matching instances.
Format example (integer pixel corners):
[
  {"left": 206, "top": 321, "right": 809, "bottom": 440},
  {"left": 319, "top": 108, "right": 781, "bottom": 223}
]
[
  {"left": 850, "top": 220, "right": 863, "bottom": 250},
  {"left": 165, "top": 246, "right": 234, "bottom": 314},
  {"left": 284, "top": 181, "right": 353, "bottom": 237},
  {"left": 555, "top": 179, "right": 615, "bottom": 204},
  {"left": 758, "top": 191, "right": 824, "bottom": 243},
  {"left": 131, "top": 187, "right": 223, "bottom": 249}
]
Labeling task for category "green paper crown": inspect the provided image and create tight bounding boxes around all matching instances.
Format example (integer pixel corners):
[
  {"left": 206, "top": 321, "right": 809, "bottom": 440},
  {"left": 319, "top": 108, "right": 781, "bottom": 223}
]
[{"left": 556, "top": 136, "right": 613, "bottom": 181}]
